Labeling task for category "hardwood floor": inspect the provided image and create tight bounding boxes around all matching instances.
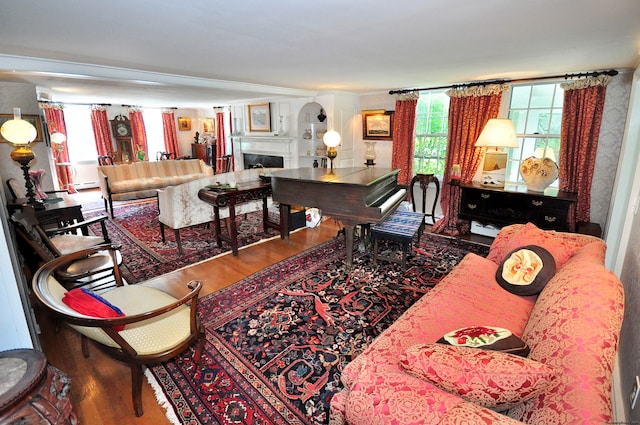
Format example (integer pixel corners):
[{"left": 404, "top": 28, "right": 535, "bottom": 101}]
[{"left": 36, "top": 217, "right": 341, "bottom": 424}]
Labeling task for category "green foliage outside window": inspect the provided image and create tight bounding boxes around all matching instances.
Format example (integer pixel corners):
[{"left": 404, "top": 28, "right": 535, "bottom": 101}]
[{"left": 413, "top": 92, "right": 449, "bottom": 176}]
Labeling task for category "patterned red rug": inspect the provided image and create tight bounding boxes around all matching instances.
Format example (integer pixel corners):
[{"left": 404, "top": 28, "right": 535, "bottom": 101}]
[
  {"left": 147, "top": 233, "right": 490, "bottom": 424},
  {"left": 88, "top": 201, "right": 278, "bottom": 283}
]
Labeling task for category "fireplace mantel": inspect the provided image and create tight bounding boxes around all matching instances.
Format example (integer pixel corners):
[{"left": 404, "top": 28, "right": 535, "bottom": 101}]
[{"left": 232, "top": 135, "right": 296, "bottom": 169}]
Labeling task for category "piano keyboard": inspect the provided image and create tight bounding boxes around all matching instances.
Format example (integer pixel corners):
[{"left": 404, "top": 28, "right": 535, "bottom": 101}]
[{"left": 376, "top": 188, "right": 407, "bottom": 213}]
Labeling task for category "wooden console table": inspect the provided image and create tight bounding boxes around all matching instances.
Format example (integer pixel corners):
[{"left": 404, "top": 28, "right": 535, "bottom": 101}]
[
  {"left": 458, "top": 183, "right": 577, "bottom": 232},
  {"left": 198, "top": 181, "right": 278, "bottom": 256}
]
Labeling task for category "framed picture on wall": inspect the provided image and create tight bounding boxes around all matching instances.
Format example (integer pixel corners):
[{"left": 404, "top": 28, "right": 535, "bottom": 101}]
[
  {"left": 248, "top": 103, "right": 271, "bottom": 132},
  {"left": 178, "top": 117, "right": 191, "bottom": 131},
  {"left": 0, "top": 114, "right": 43, "bottom": 143},
  {"left": 202, "top": 117, "right": 215, "bottom": 134},
  {"left": 362, "top": 110, "right": 394, "bottom": 141}
]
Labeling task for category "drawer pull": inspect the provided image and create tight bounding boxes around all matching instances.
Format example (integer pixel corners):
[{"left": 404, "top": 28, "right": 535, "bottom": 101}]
[
  {"left": 467, "top": 204, "right": 477, "bottom": 210},
  {"left": 481, "top": 193, "right": 491, "bottom": 199},
  {"left": 532, "top": 200, "right": 543, "bottom": 207},
  {"left": 544, "top": 216, "right": 557, "bottom": 223}
]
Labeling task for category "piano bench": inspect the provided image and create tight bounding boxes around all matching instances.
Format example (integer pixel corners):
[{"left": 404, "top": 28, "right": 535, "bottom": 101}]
[{"left": 372, "top": 210, "right": 425, "bottom": 269}]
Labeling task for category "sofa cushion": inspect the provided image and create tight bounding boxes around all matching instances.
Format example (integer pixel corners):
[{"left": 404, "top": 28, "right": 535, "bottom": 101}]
[
  {"left": 495, "top": 245, "right": 556, "bottom": 296},
  {"left": 486, "top": 222, "right": 594, "bottom": 268},
  {"left": 437, "top": 326, "right": 529, "bottom": 357},
  {"left": 343, "top": 366, "right": 523, "bottom": 425},
  {"left": 400, "top": 343, "right": 556, "bottom": 411}
]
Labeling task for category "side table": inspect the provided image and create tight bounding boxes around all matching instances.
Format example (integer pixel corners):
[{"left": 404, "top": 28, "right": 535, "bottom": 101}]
[{"left": 0, "top": 349, "right": 77, "bottom": 425}]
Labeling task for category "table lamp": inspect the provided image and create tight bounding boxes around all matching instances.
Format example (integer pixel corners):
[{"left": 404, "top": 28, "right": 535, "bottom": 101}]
[
  {"left": 323, "top": 130, "right": 341, "bottom": 169},
  {"left": 1, "top": 108, "right": 38, "bottom": 205},
  {"left": 475, "top": 118, "right": 518, "bottom": 187}
]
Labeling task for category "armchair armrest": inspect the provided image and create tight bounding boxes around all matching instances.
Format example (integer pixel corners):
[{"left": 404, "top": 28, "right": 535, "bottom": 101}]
[{"left": 45, "top": 214, "right": 110, "bottom": 243}]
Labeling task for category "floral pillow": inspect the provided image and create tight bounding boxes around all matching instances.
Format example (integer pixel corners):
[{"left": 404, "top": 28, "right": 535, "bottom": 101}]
[
  {"left": 495, "top": 245, "right": 556, "bottom": 296},
  {"left": 437, "top": 326, "right": 530, "bottom": 357},
  {"left": 399, "top": 343, "right": 556, "bottom": 411}
]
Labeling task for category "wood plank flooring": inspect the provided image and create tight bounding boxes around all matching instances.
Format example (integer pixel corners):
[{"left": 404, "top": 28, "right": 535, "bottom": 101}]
[{"left": 36, "top": 218, "right": 341, "bottom": 424}]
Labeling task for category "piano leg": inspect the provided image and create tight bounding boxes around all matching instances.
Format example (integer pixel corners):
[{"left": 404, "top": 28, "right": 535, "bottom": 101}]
[
  {"left": 279, "top": 203, "right": 291, "bottom": 239},
  {"left": 343, "top": 225, "right": 355, "bottom": 271}
]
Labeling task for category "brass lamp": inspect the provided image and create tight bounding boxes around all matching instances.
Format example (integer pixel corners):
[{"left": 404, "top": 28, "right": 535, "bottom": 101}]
[
  {"left": 323, "top": 130, "right": 341, "bottom": 169},
  {"left": 1, "top": 108, "right": 38, "bottom": 205},
  {"left": 475, "top": 118, "right": 518, "bottom": 188}
]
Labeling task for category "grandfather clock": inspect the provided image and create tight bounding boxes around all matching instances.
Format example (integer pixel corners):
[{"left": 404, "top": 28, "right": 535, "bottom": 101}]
[{"left": 110, "top": 115, "right": 134, "bottom": 162}]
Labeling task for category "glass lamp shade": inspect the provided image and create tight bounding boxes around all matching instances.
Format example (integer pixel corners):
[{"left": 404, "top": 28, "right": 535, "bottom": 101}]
[
  {"left": 323, "top": 130, "right": 341, "bottom": 148},
  {"left": 1, "top": 118, "right": 37, "bottom": 145},
  {"left": 50, "top": 132, "right": 67, "bottom": 144},
  {"left": 475, "top": 119, "right": 518, "bottom": 148}
]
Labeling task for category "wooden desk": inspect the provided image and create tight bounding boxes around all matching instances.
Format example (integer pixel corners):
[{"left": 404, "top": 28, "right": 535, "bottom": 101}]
[
  {"left": 458, "top": 183, "right": 577, "bottom": 232},
  {"left": 8, "top": 193, "right": 85, "bottom": 233},
  {"left": 198, "top": 181, "right": 276, "bottom": 256}
]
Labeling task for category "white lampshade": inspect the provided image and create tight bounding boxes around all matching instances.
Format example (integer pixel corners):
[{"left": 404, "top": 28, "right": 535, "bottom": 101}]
[
  {"left": 475, "top": 119, "right": 518, "bottom": 148},
  {"left": 1, "top": 108, "right": 37, "bottom": 145},
  {"left": 323, "top": 130, "right": 341, "bottom": 148},
  {"left": 50, "top": 132, "right": 67, "bottom": 144}
]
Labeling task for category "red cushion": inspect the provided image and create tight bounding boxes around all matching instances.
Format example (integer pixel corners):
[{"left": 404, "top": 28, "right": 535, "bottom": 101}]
[{"left": 62, "top": 288, "right": 125, "bottom": 331}]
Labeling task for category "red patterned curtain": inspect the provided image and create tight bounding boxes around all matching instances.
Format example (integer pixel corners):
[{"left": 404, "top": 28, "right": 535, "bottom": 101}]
[
  {"left": 432, "top": 84, "right": 507, "bottom": 235},
  {"left": 128, "top": 108, "right": 148, "bottom": 160},
  {"left": 90, "top": 106, "right": 113, "bottom": 157},
  {"left": 161, "top": 110, "right": 180, "bottom": 156},
  {"left": 391, "top": 93, "right": 419, "bottom": 186},
  {"left": 40, "top": 103, "right": 77, "bottom": 193},
  {"left": 215, "top": 108, "right": 228, "bottom": 171},
  {"left": 559, "top": 75, "right": 610, "bottom": 227}
]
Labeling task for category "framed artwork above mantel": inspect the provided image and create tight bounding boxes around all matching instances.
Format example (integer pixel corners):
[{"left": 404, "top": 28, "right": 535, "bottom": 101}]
[{"left": 248, "top": 103, "right": 271, "bottom": 132}]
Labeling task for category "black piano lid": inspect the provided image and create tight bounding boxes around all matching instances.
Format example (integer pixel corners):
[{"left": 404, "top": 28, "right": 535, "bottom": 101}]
[{"left": 270, "top": 167, "right": 399, "bottom": 186}]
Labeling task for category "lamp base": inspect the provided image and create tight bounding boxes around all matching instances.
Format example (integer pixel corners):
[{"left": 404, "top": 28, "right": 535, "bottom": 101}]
[{"left": 364, "top": 159, "right": 376, "bottom": 167}]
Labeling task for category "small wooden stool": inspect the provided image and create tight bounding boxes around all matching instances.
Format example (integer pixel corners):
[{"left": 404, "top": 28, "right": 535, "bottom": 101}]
[{"left": 372, "top": 210, "right": 425, "bottom": 269}]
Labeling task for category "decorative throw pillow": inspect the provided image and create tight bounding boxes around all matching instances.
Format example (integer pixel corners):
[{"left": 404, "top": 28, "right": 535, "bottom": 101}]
[
  {"left": 62, "top": 288, "right": 125, "bottom": 331},
  {"left": 495, "top": 245, "right": 556, "bottom": 296},
  {"left": 399, "top": 343, "right": 556, "bottom": 411},
  {"left": 486, "top": 222, "right": 582, "bottom": 268},
  {"left": 437, "top": 326, "right": 530, "bottom": 357}
]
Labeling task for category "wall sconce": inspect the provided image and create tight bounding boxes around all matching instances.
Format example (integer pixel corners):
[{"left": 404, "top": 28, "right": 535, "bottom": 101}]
[
  {"left": 323, "top": 130, "right": 341, "bottom": 169},
  {"left": 1, "top": 108, "right": 38, "bottom": 205},
  {"left": 474, "top": 118, "right": 518, "bottom": 188}
]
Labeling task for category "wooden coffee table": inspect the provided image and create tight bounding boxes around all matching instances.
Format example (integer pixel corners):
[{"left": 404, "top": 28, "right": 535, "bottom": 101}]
[{"left": 198, "top": 180, "right": 279, "bottom": 256}]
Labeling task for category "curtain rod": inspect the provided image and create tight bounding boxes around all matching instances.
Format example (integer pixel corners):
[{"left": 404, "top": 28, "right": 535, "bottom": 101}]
[
  {"left": 38, "top": 100, "right": 179, "bottom": 110},
  {"left": 388, "top": 69, "right": 619, "bottom": 95}
]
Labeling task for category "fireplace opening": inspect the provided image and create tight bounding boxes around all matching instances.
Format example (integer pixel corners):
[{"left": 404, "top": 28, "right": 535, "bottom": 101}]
[{"left": 243, "top": 153, "right": 284, "bottom": 169}]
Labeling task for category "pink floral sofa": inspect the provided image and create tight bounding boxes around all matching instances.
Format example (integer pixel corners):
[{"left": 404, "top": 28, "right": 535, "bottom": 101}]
[{"left": 330, "top": 223, "right": 624, "bottom": 424}]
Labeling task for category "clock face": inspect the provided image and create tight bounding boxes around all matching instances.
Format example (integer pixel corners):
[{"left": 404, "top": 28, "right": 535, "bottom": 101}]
[{"left": 117, "top": 123, "right": 129, "bottom": 136}]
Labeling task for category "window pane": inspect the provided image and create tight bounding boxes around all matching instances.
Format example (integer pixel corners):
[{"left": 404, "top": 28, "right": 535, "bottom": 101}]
[
  {"left": 509, "top": 110, "right": 527, "bottom": 133},
  {"left": 511, "top": 86, "right": 531, "bottom": 109},
  {"left": 530, "top": 84, "right": 555, "bottom": 108},
  {"left": 64, "top": 105, "right": 98, "bottom": 162},
  {"left": 525, "top": 110, "right": 552, "bottom": 134},
  {"left": 414, "top": 91, "right": 449, "bottom": 176}
]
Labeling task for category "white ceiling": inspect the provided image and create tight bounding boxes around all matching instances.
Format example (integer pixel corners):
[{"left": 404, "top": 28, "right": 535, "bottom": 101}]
[{"left": 0, "top": 0, "right": 638, "bottom": 109}]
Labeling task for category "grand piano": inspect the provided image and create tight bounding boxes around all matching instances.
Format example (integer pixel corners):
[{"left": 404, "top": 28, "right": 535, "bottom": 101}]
[{"left": 271, "top": 167, "right": 406, "bottom": 269}]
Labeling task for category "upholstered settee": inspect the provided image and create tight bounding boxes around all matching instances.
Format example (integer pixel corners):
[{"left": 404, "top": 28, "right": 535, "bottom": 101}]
[
  {"left": 97, "top": 159, "right": 213, "bottom": 217},
  {"left": 157, "top": 167, "right": 281, "bottom": 254},
  {"left": 330, "top": 223, "right": 624, "bottom": 425}
]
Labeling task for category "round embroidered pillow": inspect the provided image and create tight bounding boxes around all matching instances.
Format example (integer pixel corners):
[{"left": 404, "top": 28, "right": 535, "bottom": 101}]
[{"left": 496, "top": 245, "right": 556, "bottom": 296}]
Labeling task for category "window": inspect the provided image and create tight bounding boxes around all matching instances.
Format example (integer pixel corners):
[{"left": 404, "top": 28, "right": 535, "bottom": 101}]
[
  {"left": 142, "top": 109, "right": 165, "bottom": 159},
  {"left": 505, "top": 83, "right": 563, "bottom": 187},
  {"left": 64, "top": 105, "right": 98, "bottom": 162},
  {"left": 413, "top": 91, "right": 450, "bottom": 176}
]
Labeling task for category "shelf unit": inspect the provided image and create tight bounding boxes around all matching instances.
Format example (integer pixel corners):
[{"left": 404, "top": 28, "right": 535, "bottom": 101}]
[{"left": 297, "top": 102, "right": 328, "bottom": 168}]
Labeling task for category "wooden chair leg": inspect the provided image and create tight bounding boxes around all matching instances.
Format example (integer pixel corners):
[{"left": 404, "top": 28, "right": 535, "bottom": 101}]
[
  {"left": 174, "top": 228, "right": 183, "bottom": 254},
  {"left": 131, "top": 363, "right": 144, "bottom": 417},
  {"left": 81, "top": 335, "right": 90, "bottom": 358}
]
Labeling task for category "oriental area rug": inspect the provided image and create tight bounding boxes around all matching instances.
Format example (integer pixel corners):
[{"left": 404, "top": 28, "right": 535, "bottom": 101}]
[
  {"left": 146, "top": 233, "right": 490, "bottom": 425},
  {"left": 87, "top": 200, "right": 277, "bottom": 283}
]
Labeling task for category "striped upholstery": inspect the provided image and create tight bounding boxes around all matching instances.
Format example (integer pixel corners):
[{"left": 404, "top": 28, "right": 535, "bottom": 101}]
[{"left": 97, "top": 159, "right": 213, "bottom": 215}]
